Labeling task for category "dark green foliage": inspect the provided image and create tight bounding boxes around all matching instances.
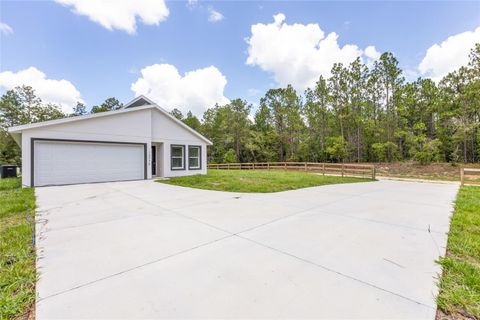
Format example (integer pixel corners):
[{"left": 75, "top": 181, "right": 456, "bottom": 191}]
[
  {"left": 71, "top": 102, "right": 87, "bottom": 116},
  {"left": 183, "top": 111, "right": 202, "bottom": 132},
  {"left": 193, "top": 45, "right": 480, "bottom": 165},
  {"left": 202, "top": 99, "right": 253, "bottom": 163},
  {"left": 0, "top": 86, "right": 66, "bottom": 165},
  {"left": 90, "top": 97, "right": 123, "bottom": 113},
  {"left": 325, "top": 136, "right": 347, "bottom": 162},
  {"left": 223, "top": 149, "right": 237, "bottom": 163},
  {"left": 1, "top": 45, "right": 479, "bottom": 166},
  {"left": 169, "top": 108, "right": 184, "bottom": 120}
]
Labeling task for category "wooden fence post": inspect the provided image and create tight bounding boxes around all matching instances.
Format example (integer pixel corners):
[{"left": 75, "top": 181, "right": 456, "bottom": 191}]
[
  {"left": 372, "top": 166, "right": 376, "bottom": 180},
  {"left": 227, "top": 163, "right": 230, "bottom": 170},
  {"left": 341, "top": 163, "right": 344, "bottom": 177},
  {"left": 304, "top": 162, "right": 307, "bottom": 172},
  {"left": 460, "top": 167, "right": 464, "bottom": 186},
  {"left": 322, "top": 163, "right": 325, "bottom": 176}
]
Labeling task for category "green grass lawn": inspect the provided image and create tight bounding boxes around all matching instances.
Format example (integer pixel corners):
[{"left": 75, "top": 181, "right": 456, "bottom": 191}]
[
  {"left": 0, "top": 178, "right": 36, "bottom": 319},
  {"left": 157, "top": 169, "right": 372, "bottom": 193},
  {"left": 437, "top": 185, "right": 480, "bottom": 318}
]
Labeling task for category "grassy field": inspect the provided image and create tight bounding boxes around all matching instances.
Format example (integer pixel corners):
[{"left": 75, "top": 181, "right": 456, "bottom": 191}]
[
  {"left": 157, "top": 169, "right": 371, "bottom": 193},
  {"left": 437, "top": 185, "right": 480, "bottom": 318},
  {"left": 0, "top": 178, "right": 36, "bottom": 319}
]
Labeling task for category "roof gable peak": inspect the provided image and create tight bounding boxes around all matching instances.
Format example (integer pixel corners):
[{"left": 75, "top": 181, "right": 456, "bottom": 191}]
[{"left": 124, "top": 95, "right": 156, "bottom": 109}]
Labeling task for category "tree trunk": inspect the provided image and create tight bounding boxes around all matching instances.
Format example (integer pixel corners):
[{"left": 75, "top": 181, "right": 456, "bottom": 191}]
[
  {"left": 357, "top": 125, "right": 361, "bottom": 162},
  {"left": 235, "top": 133, "right": 240, "bottom": 162}
]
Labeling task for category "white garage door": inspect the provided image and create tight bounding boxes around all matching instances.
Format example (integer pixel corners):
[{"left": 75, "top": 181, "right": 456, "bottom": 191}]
[{"left": 33, "top": 140, "right": 145, "bottom": 186}]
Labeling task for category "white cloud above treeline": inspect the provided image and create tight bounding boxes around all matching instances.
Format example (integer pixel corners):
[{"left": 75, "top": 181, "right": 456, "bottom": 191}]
[
  {"left": 54, "top": 0, "right": 169, "bottom": 34},
  {"left": 131, "top": 64, "right": 229, "bottom": 116},
  {"left": 246, "top": 13, "right": 381, "bottom": 92},
  {"left": 419, "top": 26, "right": 480, "bottom": 82},
  {"left": 0, "top": 67, "right": 83, "bottom": 113},
  {"left": 208, "top": 8, "right": 224, "bottom": 23},
  {"left": 0, "top": 22, "right": 13, "bottom": 35}
]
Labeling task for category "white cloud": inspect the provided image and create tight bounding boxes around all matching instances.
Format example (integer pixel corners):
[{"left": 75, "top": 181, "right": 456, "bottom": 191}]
[
  {"left": 131, "top": 64, "right": 229, "bottom": 116},
  {"left": 186, "top": 0, "right": 198, "bottom": 9},
  {"left": 247, "top": 88, "right": 261, "bottom": 97},
  {"left": 54, "top": 0, "right": 169, "bottom": 34},
  {"left": 419, "top": 27, "right": 480, "bottom": 81},
  {"left": 364, "top": 45, "right": 381, "bottom": 68},
  {"left": 246, "top": 13, "right": 378, "bottom": 92},
  {"left": 0, "top": 67, "right": 82, "bottom": 113},
  {"left": 0, "top": 22, "right": 13, "bottom": 35},
  {"left": 404, "top": 68, "right": 421, "bottom": 82},
  {"left": 364, "top": 45, "right": 381, "bottom": 60},
  {"left": 208, "top": 7, "right": 224, "bottom": 23}
]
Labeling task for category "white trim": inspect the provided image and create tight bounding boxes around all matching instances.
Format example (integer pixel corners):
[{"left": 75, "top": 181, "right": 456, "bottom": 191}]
[
  {"left": 171, "top": 145, "right": 185, "bottom": 170},
  {"left": 8, "top": 103, "right": 213, "bottom": 145},
  {"left": 188, "top": 145, "right": 201, "bottom": 169}
]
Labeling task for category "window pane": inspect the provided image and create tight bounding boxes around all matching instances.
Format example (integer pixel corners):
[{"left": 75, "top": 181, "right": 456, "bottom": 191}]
[
  {"left": 172, "top": 158, "right": 183, "bottom": 168},
  {"left": 189, "top": 158, "right": 199, "bottom": 168},
  {"left": 189, "top": 146, "right": 199, "bottom": 157},
  {"left": 172, "top": 146, "right": 183, "bottom": 157}
]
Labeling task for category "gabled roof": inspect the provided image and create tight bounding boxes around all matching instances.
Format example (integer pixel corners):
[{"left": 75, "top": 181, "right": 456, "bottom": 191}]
[
  {"left": 123, "top": 95, "right": 157, "bottom": 109},
  {"left": 8, "top": 98, "right": 213, "bottom": 145}
]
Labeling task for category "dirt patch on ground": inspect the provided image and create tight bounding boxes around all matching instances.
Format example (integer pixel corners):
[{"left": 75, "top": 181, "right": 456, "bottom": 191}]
[
  {"left": 436, "top": 308, "right": 475, "bottom": 320},
  {"left": 369, "top": 161, "right": 480, "bottom": 181},
  {"left": 15, "top": 303, "right": 35, "bottom": 320}
]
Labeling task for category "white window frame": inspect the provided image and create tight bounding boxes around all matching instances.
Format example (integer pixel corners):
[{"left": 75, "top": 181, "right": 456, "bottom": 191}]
[
  {"left": 188, "top": 145, "right": 201, "bottom": 170},
  {"left": 170, "top": 145, "right": 185, "bottom": 170}
]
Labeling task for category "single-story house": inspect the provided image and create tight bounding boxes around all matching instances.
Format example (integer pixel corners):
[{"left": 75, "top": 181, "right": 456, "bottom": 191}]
[{"left": 8, "top": 96, "right": 212, "bottom": 187}]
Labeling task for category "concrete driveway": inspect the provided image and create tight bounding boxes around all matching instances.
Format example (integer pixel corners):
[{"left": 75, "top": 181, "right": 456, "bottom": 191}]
[{"left": 35, "top": 179, "right": 458, "bottom": 319}]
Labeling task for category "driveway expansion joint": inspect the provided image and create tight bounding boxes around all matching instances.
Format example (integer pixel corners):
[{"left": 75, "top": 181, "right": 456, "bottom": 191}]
[
  {"left": 38, "top": 234, "right": 234, "bottom": 301},
  {"left": 35, "top": 180, "right": 458, "bottom": 319},
  {"left": 85, "top": 184, "right": 439, "bottom": 309}
]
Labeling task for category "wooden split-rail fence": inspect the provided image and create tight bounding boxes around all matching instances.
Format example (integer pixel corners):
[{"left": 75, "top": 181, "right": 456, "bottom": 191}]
[
  {"left": 460, "top": 167, "right": 480, "bottom": 186},
  {"left": 208, "top": 162, "right": 376, "bottom": 180}
]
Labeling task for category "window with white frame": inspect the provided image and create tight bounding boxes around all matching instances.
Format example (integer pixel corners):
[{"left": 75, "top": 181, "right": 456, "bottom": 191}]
[
  {"left": 171, "top": 145, "right": 185, "bottom": 170},
  {"left": 188, "top": 146, "right": 201, "bottom": 170}
]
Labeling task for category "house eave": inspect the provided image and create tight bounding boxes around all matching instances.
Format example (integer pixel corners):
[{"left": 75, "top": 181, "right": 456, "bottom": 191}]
[
  {"left": 7, "top": 104, "right": 213, "bottom": 145},
  {"left": 8, "top": 105, "right": 154, "bottom": 133}
]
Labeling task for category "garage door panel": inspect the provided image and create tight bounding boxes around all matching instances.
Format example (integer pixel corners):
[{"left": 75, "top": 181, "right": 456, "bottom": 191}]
[{"left": 34, "top": 141, "right": 145, "bottom": 186}]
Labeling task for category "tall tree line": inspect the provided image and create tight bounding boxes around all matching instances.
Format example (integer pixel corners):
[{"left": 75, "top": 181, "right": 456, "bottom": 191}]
[
  {"left": 1, "top": 44, "right": 479, "bottom": 165},
  {"left": 185, "top": 44, "right": 479, "bottom": 164}
]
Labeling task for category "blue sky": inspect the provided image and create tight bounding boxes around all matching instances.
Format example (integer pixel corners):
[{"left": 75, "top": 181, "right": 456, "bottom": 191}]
[{"left": 1, "top": 0, "right": 479, "bottom": 115}]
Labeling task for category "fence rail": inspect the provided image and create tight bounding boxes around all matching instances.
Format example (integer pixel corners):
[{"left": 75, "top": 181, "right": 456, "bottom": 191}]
[
  {"left": 460, "top": 167, "right": 480, "bottom": 186},
  {"left": 208, "top": 162, "right": 376, "bottom": 179}
]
